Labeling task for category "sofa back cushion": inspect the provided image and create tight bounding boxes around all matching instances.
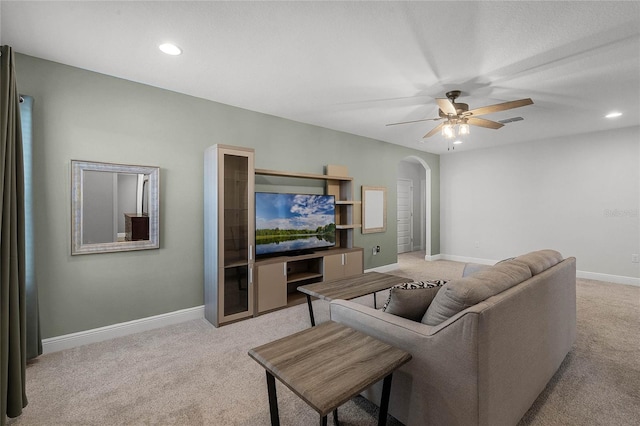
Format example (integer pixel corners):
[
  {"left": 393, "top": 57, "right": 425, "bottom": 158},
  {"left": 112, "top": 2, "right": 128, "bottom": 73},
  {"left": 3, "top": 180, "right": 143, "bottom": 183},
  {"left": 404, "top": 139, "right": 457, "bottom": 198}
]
[
  {"left": 462, "top": 262, "right": 491, "bottom": 277},
  {"left": 515, "top": 249, "right": 563, "bottom": 275},
  {"left": 422, "top": 260, "right": 533, "bottom": 326}
]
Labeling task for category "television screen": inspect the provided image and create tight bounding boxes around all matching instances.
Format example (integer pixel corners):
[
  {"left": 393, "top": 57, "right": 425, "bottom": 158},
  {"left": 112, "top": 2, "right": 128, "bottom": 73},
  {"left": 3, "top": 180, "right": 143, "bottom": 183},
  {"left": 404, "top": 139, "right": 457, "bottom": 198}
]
[{"left": 255, "top": 193, "right": 336, "bottom": 256}]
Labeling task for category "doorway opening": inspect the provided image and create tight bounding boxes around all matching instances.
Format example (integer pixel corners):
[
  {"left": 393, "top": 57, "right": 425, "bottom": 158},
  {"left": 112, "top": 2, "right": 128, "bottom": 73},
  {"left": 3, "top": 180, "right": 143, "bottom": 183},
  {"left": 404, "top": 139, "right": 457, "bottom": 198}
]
[{"left": 396, "top": 157, "right": 431, "bottom": 258}]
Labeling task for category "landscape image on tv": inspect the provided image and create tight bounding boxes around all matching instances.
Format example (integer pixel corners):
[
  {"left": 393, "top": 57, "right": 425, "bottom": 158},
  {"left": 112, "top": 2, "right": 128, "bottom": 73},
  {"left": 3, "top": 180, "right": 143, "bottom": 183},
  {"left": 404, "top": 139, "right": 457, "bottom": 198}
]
[{"left": 255, "top": 193, "right": 336, "bottom": 256}]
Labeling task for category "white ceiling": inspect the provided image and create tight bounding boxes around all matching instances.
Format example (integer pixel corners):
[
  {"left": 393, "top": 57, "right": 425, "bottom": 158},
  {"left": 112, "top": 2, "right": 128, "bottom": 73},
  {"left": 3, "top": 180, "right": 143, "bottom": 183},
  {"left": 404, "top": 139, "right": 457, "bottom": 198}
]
[{"left": 2, "top": 1, "right": 639, "bottom": 154}]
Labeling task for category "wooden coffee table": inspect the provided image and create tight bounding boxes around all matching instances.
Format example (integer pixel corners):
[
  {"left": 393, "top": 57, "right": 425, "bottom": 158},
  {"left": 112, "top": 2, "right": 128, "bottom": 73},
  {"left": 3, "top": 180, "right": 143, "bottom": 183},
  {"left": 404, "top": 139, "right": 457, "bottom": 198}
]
[
  {"left": 248, "top": 321, "right": 412, "bottom": 426},
  {"left": 298, "top": 272, "right": 410, "bottom": 326}
]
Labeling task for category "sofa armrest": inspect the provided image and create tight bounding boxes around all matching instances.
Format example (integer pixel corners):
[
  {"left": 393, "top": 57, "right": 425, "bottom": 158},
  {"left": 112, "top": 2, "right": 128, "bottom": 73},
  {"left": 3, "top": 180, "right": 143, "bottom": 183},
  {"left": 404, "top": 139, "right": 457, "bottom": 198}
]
[
  {"left": 329, "top": 299, "right": 482, "bottom": 426},
  {"left": 329, "top": 299, "right": 477, "bottom": 356},
  {"left": 330, "top": 299, "right": 433, "bottom": 341}
]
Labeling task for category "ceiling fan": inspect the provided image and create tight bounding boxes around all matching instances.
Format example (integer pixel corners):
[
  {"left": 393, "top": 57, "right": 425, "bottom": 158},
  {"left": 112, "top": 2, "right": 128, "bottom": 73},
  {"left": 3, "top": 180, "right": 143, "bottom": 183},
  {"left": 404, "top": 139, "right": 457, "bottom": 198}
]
[{"left": 386, "top": 90, "right": 533, "bottom": 139}]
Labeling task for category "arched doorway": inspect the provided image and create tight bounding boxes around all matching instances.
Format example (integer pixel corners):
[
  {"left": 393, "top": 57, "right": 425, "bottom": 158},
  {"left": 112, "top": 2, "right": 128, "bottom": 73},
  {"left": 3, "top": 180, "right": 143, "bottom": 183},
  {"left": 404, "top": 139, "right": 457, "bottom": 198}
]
[{"left": 396, "top": 157, "right": 431, "bottom": 257}]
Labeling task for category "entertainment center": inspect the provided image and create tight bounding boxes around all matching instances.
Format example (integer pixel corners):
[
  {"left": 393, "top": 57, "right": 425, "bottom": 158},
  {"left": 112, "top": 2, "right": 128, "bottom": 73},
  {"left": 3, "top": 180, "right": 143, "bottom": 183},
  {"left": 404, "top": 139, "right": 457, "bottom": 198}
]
[{"left": 204, "top": 144, "right": 364, "bottom": 327}]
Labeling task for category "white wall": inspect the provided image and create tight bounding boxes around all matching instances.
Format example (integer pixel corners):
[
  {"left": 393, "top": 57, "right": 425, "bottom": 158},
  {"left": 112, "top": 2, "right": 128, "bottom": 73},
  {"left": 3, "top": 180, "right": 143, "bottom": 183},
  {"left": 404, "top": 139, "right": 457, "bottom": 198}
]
[{"left": 440, "top": 126, "right": 640, "bottom": 282}]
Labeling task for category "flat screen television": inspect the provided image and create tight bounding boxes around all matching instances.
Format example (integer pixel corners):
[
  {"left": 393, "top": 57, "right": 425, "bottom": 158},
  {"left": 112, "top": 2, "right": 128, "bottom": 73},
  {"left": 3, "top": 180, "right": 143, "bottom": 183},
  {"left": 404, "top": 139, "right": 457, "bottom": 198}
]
[{"left": 255, "top": 192, "right": 336, "bottom": 257}]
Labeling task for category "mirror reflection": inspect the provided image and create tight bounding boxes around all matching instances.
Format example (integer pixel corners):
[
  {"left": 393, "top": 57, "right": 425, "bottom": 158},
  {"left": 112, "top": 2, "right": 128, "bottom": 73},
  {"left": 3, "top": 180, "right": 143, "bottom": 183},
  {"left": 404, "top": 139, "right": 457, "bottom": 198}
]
[
  {"left": 82, "top": 171, "right": 149, "bottom": 244},
  {"left": 71, "top": 160, "right": 160, "bottom": 255}
]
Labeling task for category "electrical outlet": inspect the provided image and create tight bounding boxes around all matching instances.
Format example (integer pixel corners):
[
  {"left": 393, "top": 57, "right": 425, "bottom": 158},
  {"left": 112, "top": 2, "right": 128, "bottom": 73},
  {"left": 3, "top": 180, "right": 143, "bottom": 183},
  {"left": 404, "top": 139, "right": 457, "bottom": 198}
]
[
  {"left": 376, "top": 245, "right": 381, "bottom": 253},
  {"left": 372, "top": 247, "right": 377, "bottom": 256},
  {"left": 632, "top": 254, "right": 639, "bottom": 263}
]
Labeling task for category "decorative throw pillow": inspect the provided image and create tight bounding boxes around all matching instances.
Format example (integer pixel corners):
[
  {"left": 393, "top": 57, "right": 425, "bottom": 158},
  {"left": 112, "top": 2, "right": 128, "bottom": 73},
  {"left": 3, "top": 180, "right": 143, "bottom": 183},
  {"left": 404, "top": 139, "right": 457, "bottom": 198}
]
[{"left": 382, "top": 280, "right": 447, "bottom": 321}]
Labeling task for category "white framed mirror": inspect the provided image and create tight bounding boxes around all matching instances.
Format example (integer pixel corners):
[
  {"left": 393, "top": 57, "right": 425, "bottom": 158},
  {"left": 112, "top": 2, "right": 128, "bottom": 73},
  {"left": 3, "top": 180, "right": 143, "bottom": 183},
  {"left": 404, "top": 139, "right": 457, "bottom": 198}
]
[{"left": 71, "top": 160, "right": 160, "bottom": 255}]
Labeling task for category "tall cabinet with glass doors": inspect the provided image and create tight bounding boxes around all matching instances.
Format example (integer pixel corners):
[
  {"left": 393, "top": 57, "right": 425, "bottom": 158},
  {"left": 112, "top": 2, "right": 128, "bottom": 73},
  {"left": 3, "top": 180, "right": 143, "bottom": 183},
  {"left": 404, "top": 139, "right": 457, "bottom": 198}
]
[{"left": 204, "top": 144, "right": 255, "bottom": 327}]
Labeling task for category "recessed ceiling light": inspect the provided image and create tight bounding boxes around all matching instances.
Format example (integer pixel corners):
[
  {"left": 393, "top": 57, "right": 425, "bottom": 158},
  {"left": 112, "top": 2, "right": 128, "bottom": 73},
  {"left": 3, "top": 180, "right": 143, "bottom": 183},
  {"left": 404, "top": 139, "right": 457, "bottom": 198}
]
[
  {"left": 159, "top": 43, "right": 182, "bottom": 56},
  {"left": 605, "top": 112, "right": 622, "bottom": 118},
  {"left": 453, "top": 140, "right": 463, "bottom": 145}
]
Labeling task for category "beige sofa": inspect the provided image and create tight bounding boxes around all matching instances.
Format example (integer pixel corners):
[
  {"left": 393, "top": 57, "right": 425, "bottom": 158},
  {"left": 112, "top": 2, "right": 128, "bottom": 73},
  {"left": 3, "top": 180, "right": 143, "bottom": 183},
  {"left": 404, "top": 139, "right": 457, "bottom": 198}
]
[{"left": 330, "top": 250, "right": 576, "bottom": 426}]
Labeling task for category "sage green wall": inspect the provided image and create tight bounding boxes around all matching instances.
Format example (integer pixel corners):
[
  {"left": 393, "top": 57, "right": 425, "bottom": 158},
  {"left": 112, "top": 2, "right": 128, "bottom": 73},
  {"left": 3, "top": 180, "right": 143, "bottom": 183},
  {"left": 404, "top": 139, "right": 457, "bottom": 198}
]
[{"left": 16, "top": 54, "right": 440, "bottom": 338}]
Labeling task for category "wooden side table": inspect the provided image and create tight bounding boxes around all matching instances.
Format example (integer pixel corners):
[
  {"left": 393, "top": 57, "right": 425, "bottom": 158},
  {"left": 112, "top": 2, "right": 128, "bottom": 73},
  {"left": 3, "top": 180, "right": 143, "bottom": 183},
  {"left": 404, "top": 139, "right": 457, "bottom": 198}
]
[
  {"left": 298, "top": 272, "right": 410, "bottom": 326},
  {"left": 248, "top": 321, "right": 412, "bottom": 425}
]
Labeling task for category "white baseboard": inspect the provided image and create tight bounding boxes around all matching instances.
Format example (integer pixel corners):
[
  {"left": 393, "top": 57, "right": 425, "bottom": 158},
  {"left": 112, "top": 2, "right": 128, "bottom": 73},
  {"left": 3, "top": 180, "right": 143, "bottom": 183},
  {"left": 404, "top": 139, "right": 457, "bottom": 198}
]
[
  {"left": 425, "top": 254, "right": 443, "bottom": 261},
  {"left": 365, "top": 262, "right": 400, "bottom": 273},
  {"left": 435, "top": 253, "right": 639, "bottom": 287},
  {"left": 576, "top": 271, "right": 640, "bottom": 287},
  {"left": 434, "top": 254, "right": 497, "bottom": 265},
  {"left": 42, "top": 305, "right": 205, "bottom": 354}
]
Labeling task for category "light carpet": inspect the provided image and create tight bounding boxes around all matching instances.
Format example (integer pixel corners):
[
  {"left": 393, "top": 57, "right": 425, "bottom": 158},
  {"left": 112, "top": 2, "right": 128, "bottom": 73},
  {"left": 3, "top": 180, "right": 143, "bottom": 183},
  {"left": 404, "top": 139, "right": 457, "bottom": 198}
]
[{"left": 7, "top": 252, "right": 640, "bottom": 425}]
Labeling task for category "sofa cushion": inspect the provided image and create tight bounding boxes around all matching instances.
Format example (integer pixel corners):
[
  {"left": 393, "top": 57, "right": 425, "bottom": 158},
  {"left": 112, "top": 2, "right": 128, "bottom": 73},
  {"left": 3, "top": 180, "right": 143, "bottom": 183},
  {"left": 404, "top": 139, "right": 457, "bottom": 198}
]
[
  {"left": 462, "top": 263, "right": 491, "bottom": 277},
  {"left": 383, "top": 280, "right": 447, "bottom": 321},
  {"left": 515, "top": 249, "right": 563, "bottom": 275},
  {"left": 422, "top": 260, "right": 532, "bottom": 325}
]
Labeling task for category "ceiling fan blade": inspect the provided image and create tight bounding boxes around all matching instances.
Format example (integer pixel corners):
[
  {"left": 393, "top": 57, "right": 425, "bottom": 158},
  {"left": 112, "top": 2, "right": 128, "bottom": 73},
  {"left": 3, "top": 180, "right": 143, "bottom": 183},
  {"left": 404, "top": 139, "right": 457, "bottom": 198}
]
[
  {"left": 385, "top": 117, "right": 441, "bottom": 126},
  {"left": 465, "top": 98, "right": 533, "bottom": 117},
  {"left": 467, "top": 117, "right": 504, "bottom": 130},
  {"left": 423, "top": 123, "right": 444, "bottom": 138},
  {"left": 437, "top": 98, "right": 457, "bottom": 116}
]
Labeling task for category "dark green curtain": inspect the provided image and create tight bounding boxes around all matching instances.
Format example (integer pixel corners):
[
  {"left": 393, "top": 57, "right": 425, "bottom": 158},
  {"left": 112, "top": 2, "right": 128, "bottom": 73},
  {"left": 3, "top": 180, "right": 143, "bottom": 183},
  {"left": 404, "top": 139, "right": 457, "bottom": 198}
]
[{"left": 1, "top": 45, "right": 28, "bottom": 425}]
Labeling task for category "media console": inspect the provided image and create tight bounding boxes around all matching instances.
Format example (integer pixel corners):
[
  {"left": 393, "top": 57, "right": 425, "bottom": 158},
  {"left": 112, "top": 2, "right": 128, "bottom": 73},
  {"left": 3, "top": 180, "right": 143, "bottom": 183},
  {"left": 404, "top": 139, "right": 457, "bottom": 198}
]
[{"left": 255, "top": 247, "right": 363, "bottom": 314}]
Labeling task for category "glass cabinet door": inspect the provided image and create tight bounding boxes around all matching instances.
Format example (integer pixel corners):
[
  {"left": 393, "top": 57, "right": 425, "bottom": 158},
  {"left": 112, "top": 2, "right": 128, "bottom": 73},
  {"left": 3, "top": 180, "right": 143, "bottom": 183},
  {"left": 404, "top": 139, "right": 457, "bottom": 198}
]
[
  {"left": 204, "top": 144, "right": 255, "bottom": 327},
  {"left": 220, "top": 152, "right": 254, "bottom": 320},
  {"left": 223, "top": 154, "right": 249, "bottom": 267},
  {"left": 223, "top": 265, "right": 249, "bottom": 316}
]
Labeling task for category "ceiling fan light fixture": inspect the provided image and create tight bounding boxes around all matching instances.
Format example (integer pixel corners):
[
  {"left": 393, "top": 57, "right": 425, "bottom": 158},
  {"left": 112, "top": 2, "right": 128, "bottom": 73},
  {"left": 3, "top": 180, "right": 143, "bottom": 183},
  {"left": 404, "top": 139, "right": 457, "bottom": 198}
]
[
  {"left": 442, "top": 123, "right": 455, "bottom": 139},
  {"left": 387, "top": 90, "right": 534, "bottom": 145}
]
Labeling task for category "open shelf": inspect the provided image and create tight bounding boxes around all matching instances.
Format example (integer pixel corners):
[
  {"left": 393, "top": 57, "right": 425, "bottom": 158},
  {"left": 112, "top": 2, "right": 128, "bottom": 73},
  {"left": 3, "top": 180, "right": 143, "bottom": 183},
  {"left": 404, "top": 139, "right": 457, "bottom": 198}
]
[
  {"left": 286, "top": 256, "right": 323, "bottom": 285},
  {"left": 256, "top": 168, "right": 352, "bottom": 181},
  {"left": 288, "top": 271, "right": 324, "bottom": 284}
]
